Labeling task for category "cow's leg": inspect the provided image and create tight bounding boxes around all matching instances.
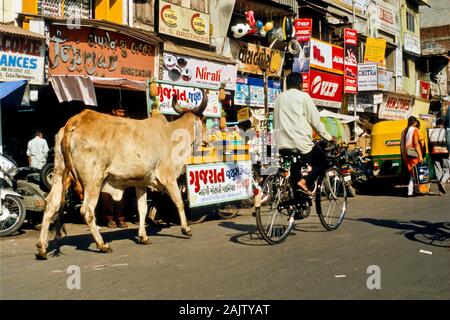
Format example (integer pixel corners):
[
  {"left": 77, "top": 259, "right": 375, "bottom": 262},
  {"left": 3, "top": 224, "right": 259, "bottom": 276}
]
[
  {"left": 80, "top": 184, "right": 112, "bottom": 253},
  {"left": 136, "top": 186, "right": 150, "bottom": 244},
  {"left": 165, "top": 180, "right": 192, "bottom": 237},
  {"left": 35, "top": 176, "right": 64, "bottom": 260}
]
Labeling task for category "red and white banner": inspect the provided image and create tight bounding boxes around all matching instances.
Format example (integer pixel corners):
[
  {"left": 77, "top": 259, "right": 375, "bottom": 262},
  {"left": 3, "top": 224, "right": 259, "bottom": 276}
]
[
  {"left": 378, "top": 94, "right": 413, "bottom": 120},
  {"left": 293, "top": 19, "right": 313, "bottom": 91},
  {"left": 344, "top": 28, "right": 358, "bottom": 94},
  {"left": 294, "top": 19, "right": 313, "bottom": 41},
  {"left": 419, "top": 80, "right": 430, "bottom": 100},
  {"left": 310, "top": 39, "right": 344, "bottom": 75},
  {"left": 308, "top": 69, "right": 344, "bottom": 109}
]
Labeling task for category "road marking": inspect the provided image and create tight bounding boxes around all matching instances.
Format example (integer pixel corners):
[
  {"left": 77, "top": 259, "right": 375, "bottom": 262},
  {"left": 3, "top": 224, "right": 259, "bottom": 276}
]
[
  {"left": 419, "top": 249, "right": 432, "bottom": 255},
  {"left": 335, "top": 275, "right": 347, "bottom": 278},
  {"left": 112, "top": 263, "right": 128, "bottom": 267}
]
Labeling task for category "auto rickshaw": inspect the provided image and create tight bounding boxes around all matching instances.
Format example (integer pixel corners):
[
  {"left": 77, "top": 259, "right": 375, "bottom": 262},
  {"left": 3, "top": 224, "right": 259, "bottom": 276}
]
[{"left": 369, "top": 119, "right": 433, "bottom": 184}]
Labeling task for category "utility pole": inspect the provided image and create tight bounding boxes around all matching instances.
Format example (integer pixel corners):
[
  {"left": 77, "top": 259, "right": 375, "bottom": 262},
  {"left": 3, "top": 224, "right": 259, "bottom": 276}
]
[{"left": 352, "top": 0, "right": 358, "bottom": 140}]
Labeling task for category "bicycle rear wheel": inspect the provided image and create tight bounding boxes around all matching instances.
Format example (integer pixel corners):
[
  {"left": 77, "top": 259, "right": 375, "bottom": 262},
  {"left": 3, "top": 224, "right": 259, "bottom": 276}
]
[
  {"left": 315, "top": 167, "right": 348, "bottom": 231},
  {"left": 255, "top": 174, "right": 295, "bottom": 244}
]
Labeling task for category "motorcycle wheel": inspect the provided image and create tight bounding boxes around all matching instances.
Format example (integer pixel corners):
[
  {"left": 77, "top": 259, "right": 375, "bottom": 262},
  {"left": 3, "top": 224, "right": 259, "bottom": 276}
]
[
  {"left": 0, "top": 195, "right": 26, "bottom": 236},
  {"left": 347, "top": 184, "right": 357, "bottom": 198},
  {"left": 40, "top": 162, "right": 55, "bottom": 192}
]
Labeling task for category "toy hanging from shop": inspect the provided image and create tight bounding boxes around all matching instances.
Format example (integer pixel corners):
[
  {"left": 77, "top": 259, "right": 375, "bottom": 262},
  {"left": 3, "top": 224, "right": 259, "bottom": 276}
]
[{"left": 230, "top": 10, "right": 274, "bottom": 39}]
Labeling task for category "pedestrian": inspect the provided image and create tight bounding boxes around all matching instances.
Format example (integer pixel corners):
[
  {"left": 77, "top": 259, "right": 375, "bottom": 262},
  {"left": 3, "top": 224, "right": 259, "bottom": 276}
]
[
  {"left": 429, "top": 118, "right": 449, "bottom": 195},
  {"left": 26, "top": 130, "right": 49, "bottom": 170},
  {"left": 400, "top": 116, "right": 424, "bottom": 197},
  {"left": 444, "top": 107, "right": 450, "bottom": 153},
  {"left": 98, "top": 106, "right": 128, "bottom": 228}
]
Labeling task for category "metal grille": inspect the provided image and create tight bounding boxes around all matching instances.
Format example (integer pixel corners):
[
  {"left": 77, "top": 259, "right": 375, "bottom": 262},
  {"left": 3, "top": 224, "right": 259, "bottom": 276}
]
[{"left": 38, "top": 0, "right": 91, "bottom": 19}]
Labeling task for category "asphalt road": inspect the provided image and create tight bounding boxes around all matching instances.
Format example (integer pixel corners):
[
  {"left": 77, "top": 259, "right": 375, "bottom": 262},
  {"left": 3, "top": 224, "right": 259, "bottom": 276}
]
[{"left": 1, "top": 184, "right": 449, "bottom": 300}]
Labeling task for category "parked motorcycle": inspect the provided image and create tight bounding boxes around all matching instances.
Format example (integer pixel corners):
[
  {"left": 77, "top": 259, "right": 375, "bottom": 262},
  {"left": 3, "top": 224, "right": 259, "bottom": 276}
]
[
  {"left": 0, "top": 154, "right": 26, "bottom": 236},
  {"left": 338, "top": 146, "right": 369, "bottom": 197}
]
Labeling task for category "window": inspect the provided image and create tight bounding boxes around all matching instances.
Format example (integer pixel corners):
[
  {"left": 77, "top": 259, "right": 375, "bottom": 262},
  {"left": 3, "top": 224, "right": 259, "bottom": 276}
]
[
  {"left": 406, "top": 12, "right": 415, "bottom": 33},
  {"left": 38, "top": 0, "right": 92, "bottom": 19},
  {"left": 134, "top": 0, "right": 154, "bottom": 25},
  {"left": 403, "top": 56, "right": 409, "bottom": 78}
]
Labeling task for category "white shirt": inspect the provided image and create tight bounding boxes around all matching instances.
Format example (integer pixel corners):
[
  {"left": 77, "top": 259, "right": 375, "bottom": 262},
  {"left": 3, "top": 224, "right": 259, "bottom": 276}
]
[
  {"left": 274, "top": 89, "right": 332, "bottom": 154},
  {"left": 26, "top": 136, "right": 49, "bottom": 169}
]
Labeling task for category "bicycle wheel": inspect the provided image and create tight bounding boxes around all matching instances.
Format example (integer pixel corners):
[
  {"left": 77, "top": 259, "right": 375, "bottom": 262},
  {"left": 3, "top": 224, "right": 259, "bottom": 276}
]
[
  {"left": 255, "top": 174, "right": 295, "bottom": 244},
  {"left": 316, "top": 167, "right": 348, "bottom": 231}
]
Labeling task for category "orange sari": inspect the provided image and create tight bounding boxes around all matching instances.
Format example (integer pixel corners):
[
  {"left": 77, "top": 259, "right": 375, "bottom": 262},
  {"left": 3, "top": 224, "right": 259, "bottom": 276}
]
[{"left": 401, "top": 126, "right": 423, "bottom": 173}]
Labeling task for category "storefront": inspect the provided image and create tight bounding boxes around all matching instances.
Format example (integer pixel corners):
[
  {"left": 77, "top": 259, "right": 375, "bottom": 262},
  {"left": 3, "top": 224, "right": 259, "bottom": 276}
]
[
  {"left": 47, "top": 20, "right": 160, "bottom": 116},
  {"left": 0, "top": 24, "right": 46, "bottom": 160}
]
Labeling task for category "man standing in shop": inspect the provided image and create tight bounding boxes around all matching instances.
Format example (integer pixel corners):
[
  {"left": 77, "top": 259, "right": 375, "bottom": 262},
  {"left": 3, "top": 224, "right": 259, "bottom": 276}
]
[
  {"left": 26, "top": 130, "right": 49, "bottom": 170},
  {"left": 273, "top": 72, "right": 335, "bottom": 195}
]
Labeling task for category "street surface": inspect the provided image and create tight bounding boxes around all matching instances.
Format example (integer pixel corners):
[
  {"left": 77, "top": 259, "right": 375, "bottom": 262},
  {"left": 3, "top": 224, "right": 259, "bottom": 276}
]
[{"left": 1, "top": 184, "right": 449, "bottom": 300}]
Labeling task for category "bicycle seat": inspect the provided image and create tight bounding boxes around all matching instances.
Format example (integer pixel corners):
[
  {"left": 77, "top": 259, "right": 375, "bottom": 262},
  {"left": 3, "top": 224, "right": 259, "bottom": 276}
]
[{"left": 279, "top": 148, "right": 301, "bottom": 157}]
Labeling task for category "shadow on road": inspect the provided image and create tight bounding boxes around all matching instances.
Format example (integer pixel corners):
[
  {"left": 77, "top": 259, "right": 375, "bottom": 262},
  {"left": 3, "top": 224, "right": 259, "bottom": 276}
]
[
  {"left": 46, "top": 224, "right": 190, "bottom": 257},
  {"left": 357, "top": 218, "right": 450, "bottom": 248},
  {"left": 293, "top": 220, "right": 327, "bottom": 233},
  {"left": 217, "top": 221, "right": 269, "bottom": 246}
]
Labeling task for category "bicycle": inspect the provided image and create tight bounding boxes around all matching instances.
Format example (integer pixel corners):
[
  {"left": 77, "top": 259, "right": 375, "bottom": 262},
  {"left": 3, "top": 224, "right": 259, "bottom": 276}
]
[{"left": 254, "top": 141, "right": 348, "bottom": 244}]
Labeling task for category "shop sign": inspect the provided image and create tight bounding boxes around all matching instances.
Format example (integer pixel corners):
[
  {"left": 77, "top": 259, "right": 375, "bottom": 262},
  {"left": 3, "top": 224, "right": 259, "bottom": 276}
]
[
  {"left": 310, "top": 39, "right": 344, "bottom": 75},
  {"left": 377, "top": 69, "right": 393, "bottom": 91},
  {"left": 348, "top": 94, "right": 379, "bottom": 113},
  {"left": 379, "top": 94, "right": 413, "bottom": 120},
  {"left": 344, "top": 28, "right": 358, "bottom": 94},
  {"left": 161, "top": 52, "right": 237, "bottom": 90},
  {"left": 376, "top": 0, "right": 401, "bottom": 38},
  {"left": 293, "top": 19, "right": 312, "bottom": 90},
  {"left": 419, "top": 80, "right": 430, "bottom": 100},
  {"left": 404, "top": 32, "right": 420, "bottom": 55},
  {"left": 0, "top": 35, "right": 45, "bottom": 84},
  {"left": 49, "top": 26, "right": 156, "bottom": 81},
  {"left": 229, "top": 40, "right": 285, "bottom": 77},
  {"left": 249, "top": 77, "right": 264, "bottom": 108},
  {"left": 186, "top": 161, "right": 253, "bottom": 207},
  {"left": 309, "top": 69, "right": 344, "bottom": 109},
  {"left": 357, "top": 63, "right": 378, "bottom": 91},
  {"left": 364, "top": 37, "right": 386, "bottom": 65},
  {"left": 235, "top": 76, "right": 281, "bottom": 108},
  {"left": 156, "top": 83, "right": 221, "bottom": 117},
  {"left": 234, "top": 76, "right": 250, "bottom": 106},
  {"left": 330, "top": 0, "right": 370, "bottom": 16},
  {"left": 268, "top": 80, "right": 282, "bottom": 108},
  {"left": 395, "top": 48, "right": 403, "bottom": 92},
  {"left": 158, "top": 0, "right": 210, "bottom": 45},
  {"left": 237, "top": 107, "right": 250, "bottom": 122}
]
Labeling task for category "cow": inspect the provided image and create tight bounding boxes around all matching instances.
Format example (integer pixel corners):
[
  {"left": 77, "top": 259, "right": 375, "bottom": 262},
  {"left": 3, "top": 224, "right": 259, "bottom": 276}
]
[{"left": 35, "top": 91, "right": 209, "bottom": 260}]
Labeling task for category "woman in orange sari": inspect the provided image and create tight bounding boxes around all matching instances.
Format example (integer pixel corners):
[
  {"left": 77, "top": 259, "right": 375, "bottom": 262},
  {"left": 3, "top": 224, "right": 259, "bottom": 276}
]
[{"left": 401, "top": 116, "right": 424, "bottom": 197}]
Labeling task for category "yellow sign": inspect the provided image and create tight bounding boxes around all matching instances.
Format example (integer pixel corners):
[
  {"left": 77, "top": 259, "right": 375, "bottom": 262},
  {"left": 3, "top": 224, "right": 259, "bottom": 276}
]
[
  {"left": 364, "top": 38, "right": 386, "bottom": 66},
  {"left": 237, "top": 107, "right": 250, "bottom": 122}
]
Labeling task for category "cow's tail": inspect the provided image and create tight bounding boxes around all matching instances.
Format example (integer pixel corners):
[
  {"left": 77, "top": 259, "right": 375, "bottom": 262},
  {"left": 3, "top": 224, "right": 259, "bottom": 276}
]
[{"left": 61, "top": 120, "right": 84, "bottom": 201}]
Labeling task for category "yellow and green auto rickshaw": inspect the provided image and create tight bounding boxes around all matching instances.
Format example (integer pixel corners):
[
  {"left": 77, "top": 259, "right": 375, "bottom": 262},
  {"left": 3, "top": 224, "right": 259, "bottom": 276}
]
[{"left": 369, "top": 119, "right": 433, "bottom": 183}]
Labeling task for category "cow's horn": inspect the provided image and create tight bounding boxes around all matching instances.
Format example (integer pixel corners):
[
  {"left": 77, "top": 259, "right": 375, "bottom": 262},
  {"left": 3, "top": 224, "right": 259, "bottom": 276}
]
[
  {"left": 172, "top": 94, "right": 188, "bottom": 115},
  {"left": 193, "top": 89, "right": 209, "bottom": 116}
]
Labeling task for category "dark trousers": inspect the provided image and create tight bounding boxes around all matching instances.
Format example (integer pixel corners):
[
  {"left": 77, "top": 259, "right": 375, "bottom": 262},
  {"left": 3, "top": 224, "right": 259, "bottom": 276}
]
[{"left": 299, "top": 145, "right": 329, "bottom": 188}]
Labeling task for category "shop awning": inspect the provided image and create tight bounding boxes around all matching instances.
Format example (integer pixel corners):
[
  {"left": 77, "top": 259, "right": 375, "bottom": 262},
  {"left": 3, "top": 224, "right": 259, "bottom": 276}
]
[
  {"left": 50, "top": 75, "right": 97, "bottom": 106},
  {"left": 0, "top": 24, "right": 46, "bottom": 40},
  {"left": 319, "top": 109, "right": 359, "bottom": 123},
  {"left": 0, "top": 80, "right": 27, "bottom": 100},
  {"left": 163, "top": 42, "right": 236, "bottom": 65}
]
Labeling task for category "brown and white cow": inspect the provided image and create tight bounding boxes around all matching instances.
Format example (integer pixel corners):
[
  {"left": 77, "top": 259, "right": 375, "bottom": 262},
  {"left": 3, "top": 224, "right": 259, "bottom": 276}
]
[{"left": 35, "top": 91, "right": 209, "bottom": 260}]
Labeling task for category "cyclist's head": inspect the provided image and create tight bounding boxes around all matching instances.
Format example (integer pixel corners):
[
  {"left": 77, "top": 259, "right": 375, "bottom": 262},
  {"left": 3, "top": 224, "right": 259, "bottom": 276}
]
[{"left": 286, "top": 72, "right": 303, "bottom": 90}]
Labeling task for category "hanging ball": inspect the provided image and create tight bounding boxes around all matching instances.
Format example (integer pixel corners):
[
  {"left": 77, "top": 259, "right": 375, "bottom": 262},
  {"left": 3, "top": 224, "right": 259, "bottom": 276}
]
[
  {"left": 149, "top": 80, "right": 158, "bottom": 98},
  {"left": 256, "top": 20, "right": 264, "bottom": 29},
  {"left": 264, "top": 22, "right": 274, "bottom": 32}
]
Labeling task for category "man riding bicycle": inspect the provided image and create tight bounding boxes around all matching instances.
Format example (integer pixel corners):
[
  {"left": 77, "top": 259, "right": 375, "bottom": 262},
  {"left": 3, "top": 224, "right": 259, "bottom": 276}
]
[{"left": 273, "top": 72, "right": 335, "bottom": 196}]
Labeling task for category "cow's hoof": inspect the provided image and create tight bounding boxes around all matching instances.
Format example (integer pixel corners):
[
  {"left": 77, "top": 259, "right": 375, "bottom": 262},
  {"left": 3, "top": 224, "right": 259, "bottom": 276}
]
[
  {"left": 181, "top": 227, "right": 192, "bottom": 237},
  {"left": 138, "top": 236, "right": 151, "bottom": 245},
  {"left": 99, "top": 244, "right": 113, "bottom": 253},
  {"left": 35, "top": 251, "right": 48, "bottom": 260}
]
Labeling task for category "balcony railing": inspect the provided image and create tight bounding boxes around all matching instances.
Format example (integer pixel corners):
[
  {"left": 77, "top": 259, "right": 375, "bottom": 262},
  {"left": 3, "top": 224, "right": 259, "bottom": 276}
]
[{"left": 38, "top": 0, "right": 92, "bottom": 19}]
